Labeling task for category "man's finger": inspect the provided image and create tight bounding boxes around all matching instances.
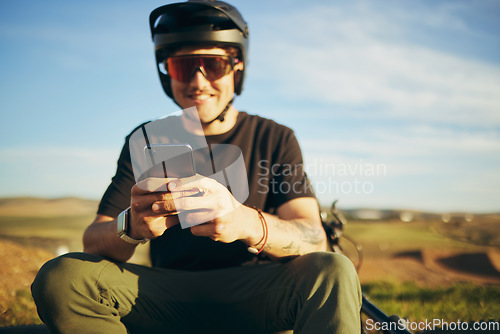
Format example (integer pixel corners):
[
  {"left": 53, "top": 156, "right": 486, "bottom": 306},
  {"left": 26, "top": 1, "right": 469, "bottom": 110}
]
[
  {"left": 151, "top": 200, "right": 177, "bottom": 214},
  {"left": 135, "top": 177, "right": 175, "bottom": 193},
  {"left": 168, "top": 174, "right": 208, "bottom": 193},
  {"left": 190, "top": 222, "right": 217, "bottom": 237},
  {"left": 171, "top": 194, "right": 211, "bottom": 212},
  {"left": 169, "top": 188, "right": 204, "bottom": 200},
  {"left": 140, "top": 215, "right": 180, "bottom": 238}
]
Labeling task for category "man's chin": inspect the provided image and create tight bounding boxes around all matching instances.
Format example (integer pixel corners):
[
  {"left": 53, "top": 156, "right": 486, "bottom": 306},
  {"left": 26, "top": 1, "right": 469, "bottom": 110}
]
[{"left": 182, "top": 107, "right": 219, "bottom": 124}]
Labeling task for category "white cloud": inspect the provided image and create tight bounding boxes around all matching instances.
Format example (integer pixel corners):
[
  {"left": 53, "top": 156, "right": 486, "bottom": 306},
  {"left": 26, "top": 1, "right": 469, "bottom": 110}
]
[
  {"left": 301, "top": 125, "right": 500, "bottom": 159},
  {"left": 0, "top": 147, "right": 118, "bottom": 198},
  {"left": 252, "top": 2, "right": 500, "bottom": 126},
  {"left": 300, "top": 124, "right": 500, "bottom": 211}
]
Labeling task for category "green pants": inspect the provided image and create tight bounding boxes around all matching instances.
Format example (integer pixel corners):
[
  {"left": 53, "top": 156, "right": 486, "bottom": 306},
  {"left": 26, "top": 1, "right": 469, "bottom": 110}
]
[{"left": 32, "top": 252, "right": 361, "bottom": 334}]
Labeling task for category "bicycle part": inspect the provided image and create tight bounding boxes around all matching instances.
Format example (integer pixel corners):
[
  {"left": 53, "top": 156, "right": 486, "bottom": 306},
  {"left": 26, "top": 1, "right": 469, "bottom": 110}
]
[{"left": 338, "top": 235, "right": 363, "bottom": 272}]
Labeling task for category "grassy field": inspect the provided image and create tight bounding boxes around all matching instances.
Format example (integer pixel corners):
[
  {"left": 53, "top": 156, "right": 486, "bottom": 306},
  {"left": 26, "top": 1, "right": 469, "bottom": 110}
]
[
  {"left": 345, "top": 220, "right": 482, "bottom": 257},
  {"left": 0, "top": 198, "right": 499, "bottom": 329},
  {"left": 362, "top": 281, "right": 500, "bottom": 323}
]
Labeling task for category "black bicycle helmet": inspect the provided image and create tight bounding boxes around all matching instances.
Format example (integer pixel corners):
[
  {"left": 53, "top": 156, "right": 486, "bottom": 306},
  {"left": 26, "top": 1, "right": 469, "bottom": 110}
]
[{"left": 149, "top": 0, "right": 249, "bottom": 100}]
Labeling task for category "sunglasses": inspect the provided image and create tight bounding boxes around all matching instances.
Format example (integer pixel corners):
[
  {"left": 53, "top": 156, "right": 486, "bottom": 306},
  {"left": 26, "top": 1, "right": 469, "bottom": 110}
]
[{"left": 161, "top": 55, "right": 238, "bottom": 83}]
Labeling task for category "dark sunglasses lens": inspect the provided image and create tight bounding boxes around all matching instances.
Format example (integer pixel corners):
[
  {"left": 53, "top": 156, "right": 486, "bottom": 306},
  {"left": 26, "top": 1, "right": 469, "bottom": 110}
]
[
  {"left": 202, "top": 56, "right": 232, "bottom": 81},
  {"left": 166, "top": 57, "right": 198, "bottom": 82},
  {"left": 166, "top": 56, "right": 233, "bottom": 82}
]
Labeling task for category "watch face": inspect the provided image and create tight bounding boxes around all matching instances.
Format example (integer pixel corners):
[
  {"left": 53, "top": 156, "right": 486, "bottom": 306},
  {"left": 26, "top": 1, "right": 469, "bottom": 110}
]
[
  {"left": 116, "top": 208, "right": 146, "bottom": 244},
  {"left": 117, "top": 210, "right": 127, "bottom": 236}
]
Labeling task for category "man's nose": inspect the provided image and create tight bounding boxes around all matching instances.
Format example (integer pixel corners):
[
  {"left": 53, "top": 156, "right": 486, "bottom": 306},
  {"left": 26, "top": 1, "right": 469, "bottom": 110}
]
[{"left": 188, "top": 67, "right": 211, "bottom": 87}]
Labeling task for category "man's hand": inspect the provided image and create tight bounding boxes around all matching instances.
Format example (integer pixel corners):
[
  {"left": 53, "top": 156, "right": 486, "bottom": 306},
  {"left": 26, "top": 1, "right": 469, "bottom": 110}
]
[
  {"left": 128, "top": 177, "right": 193, "bottom": 240},
  {"left": 151, "top": 174, "right": 254, "bottom": 244},
  {"left": 130, "top": 174, "right": 327, "bottom": 259}
]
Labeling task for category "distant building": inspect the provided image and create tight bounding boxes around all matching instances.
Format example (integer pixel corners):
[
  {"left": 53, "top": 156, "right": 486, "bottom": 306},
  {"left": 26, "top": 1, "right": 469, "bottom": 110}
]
[{"left": 353, "top": 209, "right": 383, "bottom": 220}]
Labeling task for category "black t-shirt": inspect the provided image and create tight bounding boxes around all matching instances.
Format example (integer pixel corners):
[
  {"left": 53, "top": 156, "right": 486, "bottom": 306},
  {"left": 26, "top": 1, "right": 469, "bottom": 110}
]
[{"left": 98, "top": 112, "right": 316, "bottom": 270}]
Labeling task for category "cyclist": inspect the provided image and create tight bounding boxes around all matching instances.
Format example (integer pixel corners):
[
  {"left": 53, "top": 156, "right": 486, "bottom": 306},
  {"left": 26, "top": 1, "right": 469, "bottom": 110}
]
[{"left": 32, "top": 1, "right": 361, "bottom": 333}]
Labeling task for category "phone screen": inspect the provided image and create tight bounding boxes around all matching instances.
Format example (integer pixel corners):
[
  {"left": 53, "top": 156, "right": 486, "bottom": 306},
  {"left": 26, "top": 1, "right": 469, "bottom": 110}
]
[{"left": 142, "top": 144, "right": 196, "bottom": 179}]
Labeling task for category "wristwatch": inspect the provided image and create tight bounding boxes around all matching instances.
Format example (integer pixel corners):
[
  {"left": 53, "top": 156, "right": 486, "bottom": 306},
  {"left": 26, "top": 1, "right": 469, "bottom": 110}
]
[{"left": 117, "top": 207, "right": 148, "bottom": 244}]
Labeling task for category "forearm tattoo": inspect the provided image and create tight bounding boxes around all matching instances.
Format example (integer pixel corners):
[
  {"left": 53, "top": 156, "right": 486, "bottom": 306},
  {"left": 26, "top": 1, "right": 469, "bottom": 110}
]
[
  {"left": 277, "top": 219, "right": 324, "bottom": 254},
  {"left": 290, "top": 219, "right": 324, "bottom": 244}
]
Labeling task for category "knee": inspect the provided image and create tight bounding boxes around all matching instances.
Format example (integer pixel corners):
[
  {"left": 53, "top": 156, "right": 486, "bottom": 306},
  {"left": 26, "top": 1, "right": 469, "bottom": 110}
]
[
  {"left": 31, "top": 252, "right": 104, "bottom": 306},
  {"left": 301, "top": 252, "right": 357, "bottom": 280},
  {"left": 291, "top": 252, "right": 360, "bottom": 296}
]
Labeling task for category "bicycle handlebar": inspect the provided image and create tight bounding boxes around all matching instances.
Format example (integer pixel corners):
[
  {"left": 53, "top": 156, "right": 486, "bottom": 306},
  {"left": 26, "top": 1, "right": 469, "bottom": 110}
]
[{"left": 362, "top": 295, "right": 413, "bottom": 334}]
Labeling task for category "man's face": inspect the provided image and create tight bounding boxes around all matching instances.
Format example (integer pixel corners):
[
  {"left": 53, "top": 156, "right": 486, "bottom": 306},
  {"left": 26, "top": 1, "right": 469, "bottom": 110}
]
[{"left": 170, "top": 47, "right": 243, "bottom": 124}]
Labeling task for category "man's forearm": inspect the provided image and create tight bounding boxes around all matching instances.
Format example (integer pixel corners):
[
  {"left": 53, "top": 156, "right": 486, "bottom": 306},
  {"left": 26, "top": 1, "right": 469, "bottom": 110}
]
[
  {"left": 83, "top": 218, "right": 137, "bottom": 263},
  {"left": 258, "top": 213, "right": 328, "bottom": 259},
  {"left": 240, "top": 202, "right": 328, "bottom": 259}
]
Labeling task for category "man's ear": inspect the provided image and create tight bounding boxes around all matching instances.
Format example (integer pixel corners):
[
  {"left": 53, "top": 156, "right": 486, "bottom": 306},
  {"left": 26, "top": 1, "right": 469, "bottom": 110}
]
[
  {"left": 235, "top": 60, "right": 244, "bottom": 71},
  {"left": 234, "top": 69, "right": 243, "bottom": 91}
]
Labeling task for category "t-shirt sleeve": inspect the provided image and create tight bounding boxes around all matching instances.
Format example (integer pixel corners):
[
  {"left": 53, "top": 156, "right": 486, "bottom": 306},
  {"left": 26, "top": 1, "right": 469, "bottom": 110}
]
[
  {"left": 97, "top": 139, "right": 135, "bottom": 218},
  {"left": 267, "top": 129, "right": 316, "bottom": 209}
]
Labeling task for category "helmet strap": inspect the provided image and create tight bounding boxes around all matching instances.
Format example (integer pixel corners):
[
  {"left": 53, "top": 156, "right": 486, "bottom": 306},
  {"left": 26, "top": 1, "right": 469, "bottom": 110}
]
[
  {"left": 208, "top": 98, "right": 234, "bottom": 124},
  {"left": 179, "top": 98, "right": 234, "bottom": 125}
]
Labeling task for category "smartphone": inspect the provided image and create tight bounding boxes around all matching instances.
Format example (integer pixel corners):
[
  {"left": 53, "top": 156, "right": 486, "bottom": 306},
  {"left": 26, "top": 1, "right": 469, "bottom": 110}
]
[{"left": 142, "top": 143, "right": 196, "bottom": 179}]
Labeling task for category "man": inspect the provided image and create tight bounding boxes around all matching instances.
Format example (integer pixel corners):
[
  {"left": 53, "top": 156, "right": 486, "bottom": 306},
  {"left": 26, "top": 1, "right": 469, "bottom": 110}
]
[{"left": 32, "top": 1, "right": 361, "bottom": 333}]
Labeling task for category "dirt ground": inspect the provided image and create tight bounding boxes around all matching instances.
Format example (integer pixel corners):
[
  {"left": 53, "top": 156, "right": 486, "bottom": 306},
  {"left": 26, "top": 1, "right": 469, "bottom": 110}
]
[
  {"left": 0, "top": 239, "right": 53, "bottom": 295},
  {"left": 358, "top": 248, "right": 500, "bottom": 286}
]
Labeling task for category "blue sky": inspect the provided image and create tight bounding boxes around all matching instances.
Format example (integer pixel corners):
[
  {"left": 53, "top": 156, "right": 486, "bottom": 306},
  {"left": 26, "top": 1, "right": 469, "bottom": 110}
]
[{"left": 1, "top": 0, "right": 499, "bottom": 213}]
